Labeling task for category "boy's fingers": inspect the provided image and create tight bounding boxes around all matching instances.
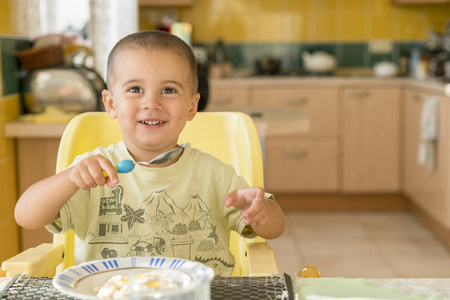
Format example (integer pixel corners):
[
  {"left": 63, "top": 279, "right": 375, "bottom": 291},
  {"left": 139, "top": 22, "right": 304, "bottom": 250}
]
[
  {"left": 106, "top": 177, "right": 118, "bottom": 188},
  {"left": 101, "top": 166, "right": 119, "bottom": 186},
  {"left": 98, "top": 159, "right": 119, "bottom": 187},
  {"left": 242, "top": 196, "right": 262, "bottom": 217},
  {"left": 224, "top": 190, "right": 238, "bottom": 208}
]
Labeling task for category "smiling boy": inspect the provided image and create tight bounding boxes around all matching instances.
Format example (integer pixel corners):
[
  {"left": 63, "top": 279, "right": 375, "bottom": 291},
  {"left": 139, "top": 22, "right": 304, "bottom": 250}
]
[{"left": 15, "top": 30, "right": 285, "bottom": 276}]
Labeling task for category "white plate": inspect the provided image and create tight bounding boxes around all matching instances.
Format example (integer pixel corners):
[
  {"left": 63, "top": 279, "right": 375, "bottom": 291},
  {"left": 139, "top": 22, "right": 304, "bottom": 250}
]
[{"left": 53, "top": 256, "right": 214, "bottom": 299}]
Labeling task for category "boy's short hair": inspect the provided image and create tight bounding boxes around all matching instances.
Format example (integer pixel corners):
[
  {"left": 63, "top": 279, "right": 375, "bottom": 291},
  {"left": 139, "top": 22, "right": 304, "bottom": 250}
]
[{"left": 106, "top": 30, "right": 198, "bottom": 95}]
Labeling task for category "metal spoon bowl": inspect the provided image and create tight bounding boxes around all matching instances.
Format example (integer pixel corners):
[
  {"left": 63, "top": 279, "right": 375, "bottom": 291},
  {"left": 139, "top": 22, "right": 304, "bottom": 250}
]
[{"left": 103, "top": 146, "right": 184, "bottom": 177}]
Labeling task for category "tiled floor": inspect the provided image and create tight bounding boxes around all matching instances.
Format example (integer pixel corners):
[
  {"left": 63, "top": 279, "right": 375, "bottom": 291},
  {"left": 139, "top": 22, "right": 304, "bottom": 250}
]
[{"left": 267, "top": 211, "right": 450, "bottom": 278}]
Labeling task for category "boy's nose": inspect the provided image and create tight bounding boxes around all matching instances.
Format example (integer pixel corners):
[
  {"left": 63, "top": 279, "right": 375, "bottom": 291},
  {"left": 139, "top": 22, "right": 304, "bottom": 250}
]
[{"left": 141, "top": 93, "right": 162, "bottom": 110}]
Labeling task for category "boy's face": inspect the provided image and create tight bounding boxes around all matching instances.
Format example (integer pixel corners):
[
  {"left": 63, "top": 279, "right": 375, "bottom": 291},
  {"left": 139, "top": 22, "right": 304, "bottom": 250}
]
[{"left": 102, "top": 49, "right": 200, "bottom": 160}]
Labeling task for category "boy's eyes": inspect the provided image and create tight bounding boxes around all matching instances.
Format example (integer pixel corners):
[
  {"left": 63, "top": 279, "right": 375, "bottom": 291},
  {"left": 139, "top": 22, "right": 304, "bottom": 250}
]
[
  {"left": 126, "top": 86, "right": 178, "bottom": 94},
  {"left": 128, "top": 86, "right": 143, "bottom": 93},
  {"left": 162, "top": 87, "right": 177, "bottom": 94}
]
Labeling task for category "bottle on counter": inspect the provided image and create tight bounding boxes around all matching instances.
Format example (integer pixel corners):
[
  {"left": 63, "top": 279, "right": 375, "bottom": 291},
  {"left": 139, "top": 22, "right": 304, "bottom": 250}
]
[
  {"left": 410, "top": 42, "right": 426, "bottom": 79},
  {"left": 208, "top": 38, "right": 232, "bottom": 78},
  {"left": 398, "top": 49, "right": 409, "bottom": 77}
]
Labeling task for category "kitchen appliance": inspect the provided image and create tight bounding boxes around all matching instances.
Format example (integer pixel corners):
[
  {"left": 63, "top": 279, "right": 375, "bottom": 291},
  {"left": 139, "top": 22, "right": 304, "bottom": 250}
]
[
  {"left": 21, "top": 65, "right": 106, "bottom": 113},
  {"left": 374, "top": 61, "right": 398, "bottom": 77},
  {"left": 302, "top": 51, "right": 337, "bottom": 74},
  {"left": 255, "top": 57, "right": 281, "bottom": 75}
]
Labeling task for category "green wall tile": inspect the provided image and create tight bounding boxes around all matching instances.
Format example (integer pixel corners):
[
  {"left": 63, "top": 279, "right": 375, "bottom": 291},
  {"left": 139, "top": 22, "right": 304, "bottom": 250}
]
[
  {"left": 199, "top": 41, "right": 416, "bottom": 71},
  {"left": 1, "top": 36, "right": 32, "bottom": 96},
  {"left": 341, "top": 43, "right": 369, "bottom": 68}
]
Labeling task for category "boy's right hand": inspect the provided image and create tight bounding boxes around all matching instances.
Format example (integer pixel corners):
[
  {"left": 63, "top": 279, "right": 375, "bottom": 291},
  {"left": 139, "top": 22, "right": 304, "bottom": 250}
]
[{"left": 69, "top": 155, "right": 119, "bottom": 190}]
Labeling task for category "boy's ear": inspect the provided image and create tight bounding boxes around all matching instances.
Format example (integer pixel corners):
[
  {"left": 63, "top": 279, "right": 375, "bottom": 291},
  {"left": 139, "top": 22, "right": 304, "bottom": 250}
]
[
  {"left": 102, "top": 89, "right": 117, "bottom": 119},
  {"left": 187, "top": 92, "right": 200, "bottom": 121}
]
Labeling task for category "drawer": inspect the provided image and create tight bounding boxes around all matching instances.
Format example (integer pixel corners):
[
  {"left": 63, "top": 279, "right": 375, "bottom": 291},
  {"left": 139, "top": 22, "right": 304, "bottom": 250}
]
[
  {"left": 265, "top": 135, "right": 339, "bottom": 192},
  {"left": 207, "top": 86, "right": 250, "bottom": 110},
  {"left": 250, "top": 88, "right": 339, "bottom": 136}
]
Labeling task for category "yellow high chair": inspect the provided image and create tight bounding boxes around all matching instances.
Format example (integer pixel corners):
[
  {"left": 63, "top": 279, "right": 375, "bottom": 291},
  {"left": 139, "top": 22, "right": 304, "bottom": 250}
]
[{"left": 2, "top": 112, "right": 278, "bottom": 277}]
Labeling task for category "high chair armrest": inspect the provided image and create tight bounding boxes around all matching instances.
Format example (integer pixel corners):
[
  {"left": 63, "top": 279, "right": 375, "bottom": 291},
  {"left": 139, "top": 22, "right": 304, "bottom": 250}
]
[
  {"left": 2, "top": 243, "right": 64, "bottom": 277},
  {"left": 247, "top": 242, "right": 279, "bottom": 276}
]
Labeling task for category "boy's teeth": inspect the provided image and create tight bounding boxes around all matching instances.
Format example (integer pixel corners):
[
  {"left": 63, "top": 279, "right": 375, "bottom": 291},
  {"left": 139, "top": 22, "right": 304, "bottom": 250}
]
[{"left": 142, "top": 120, "right": 163, "bottom": 125}]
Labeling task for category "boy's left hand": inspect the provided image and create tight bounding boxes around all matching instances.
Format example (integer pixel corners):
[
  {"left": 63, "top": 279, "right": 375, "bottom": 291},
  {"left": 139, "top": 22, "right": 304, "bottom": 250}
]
[{"left": 224, "top": 187, "right": 268, "bottom": 226}]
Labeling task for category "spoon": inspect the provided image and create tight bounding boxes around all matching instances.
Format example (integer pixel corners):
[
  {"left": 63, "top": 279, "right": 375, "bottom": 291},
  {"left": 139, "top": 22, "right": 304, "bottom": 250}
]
[{"left": 102, "top": 147, "right": 184, "bottom": 177}]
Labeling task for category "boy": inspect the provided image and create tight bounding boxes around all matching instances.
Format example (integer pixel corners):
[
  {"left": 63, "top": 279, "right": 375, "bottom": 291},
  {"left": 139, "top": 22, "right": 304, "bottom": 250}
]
[{"left": 15, "top": 30, "right": 285, "bottom": 276}]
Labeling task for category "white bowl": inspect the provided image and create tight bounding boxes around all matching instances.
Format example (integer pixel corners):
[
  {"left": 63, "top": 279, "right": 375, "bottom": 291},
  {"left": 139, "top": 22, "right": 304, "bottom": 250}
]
[
  {"left": 374, "top": 62, "right": 398, "bottom": 78},
  {"left": 53, "top": 256, "right": 214, "bottom": 299}
]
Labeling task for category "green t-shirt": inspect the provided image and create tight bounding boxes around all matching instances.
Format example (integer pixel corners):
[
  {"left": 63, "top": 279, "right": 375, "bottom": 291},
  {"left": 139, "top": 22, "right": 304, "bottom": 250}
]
[{"left": 47, "top": 142, "right": 261, "bottom": 276}]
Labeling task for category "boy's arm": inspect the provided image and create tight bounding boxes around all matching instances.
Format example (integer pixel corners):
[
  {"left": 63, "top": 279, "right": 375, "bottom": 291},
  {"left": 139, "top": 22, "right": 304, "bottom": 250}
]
[
  {"left": 15, "top": 168, "right": 79, "bottom": 229},
  {"left": 224, "top": 188, "right": 285, "bottom": 239},
  {"left": 15, "top": 154, "right": 118, "bottom": 230}
]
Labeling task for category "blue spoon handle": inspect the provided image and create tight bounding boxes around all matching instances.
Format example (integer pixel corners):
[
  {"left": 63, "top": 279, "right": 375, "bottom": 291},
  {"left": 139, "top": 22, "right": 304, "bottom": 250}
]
[{"left": 102, "top": 159, "right": 135, "bottom": 177}]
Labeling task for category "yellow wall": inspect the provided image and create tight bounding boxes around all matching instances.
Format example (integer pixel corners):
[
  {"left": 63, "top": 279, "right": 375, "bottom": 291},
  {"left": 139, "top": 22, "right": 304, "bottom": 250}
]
[
  {"left": 0, "top": 0, "right": 10, "bottom": 34},
  {"left": 0, "top": 0, "right": 21, "bottom": 273},
  {"left": 140, "top": 0, "right": 450, "bottom": 43}
]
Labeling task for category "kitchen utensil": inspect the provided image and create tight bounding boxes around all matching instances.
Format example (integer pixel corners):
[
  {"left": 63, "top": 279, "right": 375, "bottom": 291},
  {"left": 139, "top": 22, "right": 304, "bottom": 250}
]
[
  {"left": 103, "top": 146, "right": 184, "bottom": 177},
  {"left": 21, "top": 65, "right": 106, "bottom": 113},
  {"left": 255, "top": 57, "right": 281, "bottom": 75},
  {"left": 302, "top": 51, "right": 337, "bottom": 74},
  {"left": 374, "top": 61, "right": 398, "bottom": 77}
]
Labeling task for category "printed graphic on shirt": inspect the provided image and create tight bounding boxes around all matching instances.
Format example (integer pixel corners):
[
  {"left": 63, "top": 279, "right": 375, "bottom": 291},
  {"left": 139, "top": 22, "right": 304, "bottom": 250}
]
[{"left": 87, "top": 185, "right": 234, "bottom": 274}]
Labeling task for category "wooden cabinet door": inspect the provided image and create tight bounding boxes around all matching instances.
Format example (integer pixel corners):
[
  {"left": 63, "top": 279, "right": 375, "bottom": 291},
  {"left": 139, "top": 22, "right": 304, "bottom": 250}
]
[
  {"left": 342, "top": 87, "right": 401, "bottom": 193},
  {"left": 250, "top": 88, "right": 340, "bottom": 136},
  {"left": 207, "top": 86, "right": 250, "bottom": 110},
  {"left": 265, "top": 135, "right": 339, "bottom": 192},
  {"left": 403, "top": 90, "right": 450, "bottom": 228}
]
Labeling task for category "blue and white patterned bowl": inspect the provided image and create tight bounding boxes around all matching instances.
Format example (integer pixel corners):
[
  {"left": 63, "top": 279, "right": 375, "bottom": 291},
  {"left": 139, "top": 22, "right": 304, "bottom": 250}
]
[{"left": 53, "top": 256, "right": 214, "bottom": 299}]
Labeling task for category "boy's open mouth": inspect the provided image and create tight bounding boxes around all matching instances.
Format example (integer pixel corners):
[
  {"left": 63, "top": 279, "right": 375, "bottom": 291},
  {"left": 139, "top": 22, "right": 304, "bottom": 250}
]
[{"left": 139, "top": 120, "right": 166, "bottom": 126}]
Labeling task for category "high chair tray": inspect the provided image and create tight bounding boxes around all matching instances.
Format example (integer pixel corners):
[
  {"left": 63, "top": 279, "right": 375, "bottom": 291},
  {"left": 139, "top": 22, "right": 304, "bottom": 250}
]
[{"left": 0, "top": 274, "right": 293, "bottom": 299}]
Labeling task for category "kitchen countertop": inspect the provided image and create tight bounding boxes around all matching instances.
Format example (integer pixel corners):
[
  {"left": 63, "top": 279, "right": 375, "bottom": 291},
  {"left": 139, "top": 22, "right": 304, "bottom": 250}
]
[
  {"left": 4, "top": 76, "right": 449, "bottom": 139},
  {"left": 4, "top": 121, "right": 67, "bottom": 138},
  {"left": 4, "top": 109, "right": 310, "bottom": 139},
  {"left": 210, "top": 76, "right": 450, "bottom": 96}
]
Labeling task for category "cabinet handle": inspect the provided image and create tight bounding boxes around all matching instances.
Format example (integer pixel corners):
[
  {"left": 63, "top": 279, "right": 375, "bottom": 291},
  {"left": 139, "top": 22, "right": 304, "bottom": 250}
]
[
  {"left": 282, "top": 149, "right": 308, "bottom": 159},
  {"left": 344, "top": 89, "right": 369, "bottom": 98},
  {"left": 283, "top": 97, "right": 308, "bottom": 106},
  {"left": 212, "top": 97, "right": 232, "bottom": 106}
]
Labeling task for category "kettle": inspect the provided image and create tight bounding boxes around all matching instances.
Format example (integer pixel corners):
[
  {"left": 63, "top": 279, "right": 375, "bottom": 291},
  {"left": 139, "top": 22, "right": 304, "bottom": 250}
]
[
  {"left": 22, "top": 65, "right": 106, "bottom": 114},
  {"left": 302, "top": 51, "right": 337, "bottom": 74}
]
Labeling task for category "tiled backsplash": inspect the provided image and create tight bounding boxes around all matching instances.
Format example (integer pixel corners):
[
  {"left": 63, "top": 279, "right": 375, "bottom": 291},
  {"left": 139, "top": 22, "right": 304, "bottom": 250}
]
[
  {"left": 0, "top": 35, "right": 31, "bottom": 96},
  {"left": 140, "top": 0, "right": 449, "bottom": 70},
  {"left": 205, "top": 41, "right": 415, "bottom": 70}
]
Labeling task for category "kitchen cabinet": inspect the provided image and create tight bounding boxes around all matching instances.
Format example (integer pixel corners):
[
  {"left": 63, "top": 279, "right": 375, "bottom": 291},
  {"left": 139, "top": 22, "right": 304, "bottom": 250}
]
[
  {"left": 393, "top": 0, "right": 450, "bottom": 3},
  {"left": 139, "top": 0, "right": 193, "bottom": 6},
  {"left": 207, "top": 86, "right": 250, "bottom": 110},
  {"left": 265, "top": 136, "right": 339, "bottom": 192},
  {"left": 250, "top": 87, "right": 340, "bottom": 192},
  {"left": 250, "top": 87, "right": 340, "bottom": 136},
  {"left": 4, "top": 122, "right": 66, "bottom": 251},
  {"left": 342, "top": 87, "right": 401, "bottom": 193},
  {"left": 403, "top": 89, "right": 450, "bottom": 229}
]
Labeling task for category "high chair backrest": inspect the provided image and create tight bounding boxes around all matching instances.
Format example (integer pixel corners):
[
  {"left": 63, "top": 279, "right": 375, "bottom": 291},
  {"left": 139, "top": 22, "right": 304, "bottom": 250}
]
[{"left": 55, "top": 111, "right": 265, "bottom": 275}]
